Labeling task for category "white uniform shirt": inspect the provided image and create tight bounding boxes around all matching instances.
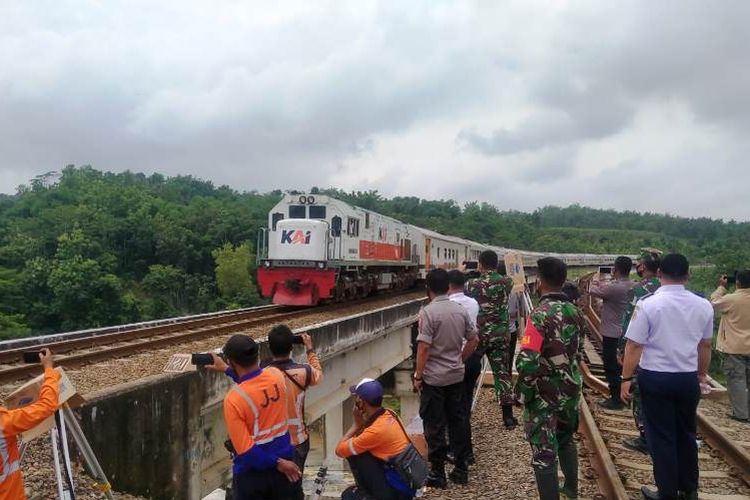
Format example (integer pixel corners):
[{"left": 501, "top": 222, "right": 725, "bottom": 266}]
[
  {"left": 625, "top": 285, "right": 714, "bottom": 373},
  {"left": 449, "top": 292, "right": 479, "bottom": 331}
]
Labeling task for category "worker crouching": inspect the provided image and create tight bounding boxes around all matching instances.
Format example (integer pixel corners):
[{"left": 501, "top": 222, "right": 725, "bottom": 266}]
[
  {"left": 208, "top": 335, "right": 303, "bottom": 500},
  {"left": 335, "top": 378, "right": 422, "bottom": 500}
]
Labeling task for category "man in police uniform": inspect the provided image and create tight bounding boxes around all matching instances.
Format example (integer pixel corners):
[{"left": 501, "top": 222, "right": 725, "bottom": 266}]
[
  {"left": 621, "top": 254, "right": 713, "bottom": 500},
  {"left": 619, "top": 248, "right": 662, "bottom": 453},
  {"left": 515, "top": 257, "right": 584, "bottom": 500},
  {"left": 465, "top": 250, "right": 516, "bottom": 428}
]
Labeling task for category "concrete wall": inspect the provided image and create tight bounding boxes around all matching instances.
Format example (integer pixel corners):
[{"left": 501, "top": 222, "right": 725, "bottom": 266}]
[{"left": 77, "top": 298, "right": 423, "bottom": 500}]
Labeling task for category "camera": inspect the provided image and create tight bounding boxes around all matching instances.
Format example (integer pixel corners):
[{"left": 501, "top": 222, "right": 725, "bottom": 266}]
[
  {"left": 292, "top": 335, "right": 305, "bottom": 345},
  {"left": 191, "top": 353, "right": 214, "bottom": 366},
  {"left": 725, "top": 272, "right": 738, "bottom": 286},
  {"left": 22, "top": 351, "right": 43, "bottom": 364}
]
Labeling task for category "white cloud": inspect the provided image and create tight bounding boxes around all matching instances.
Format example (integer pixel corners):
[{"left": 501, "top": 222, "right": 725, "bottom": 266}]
[{"left": 0, "top": 0, "right": 748, "bottom": 220}]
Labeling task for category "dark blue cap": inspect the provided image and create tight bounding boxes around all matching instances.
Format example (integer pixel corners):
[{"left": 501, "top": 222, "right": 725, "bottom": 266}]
[{"left": 349, "top": 378, "right": 383, "bottom": 406}]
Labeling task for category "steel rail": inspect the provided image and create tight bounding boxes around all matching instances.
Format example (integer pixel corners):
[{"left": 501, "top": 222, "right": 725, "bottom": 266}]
[
  {"left": 0, "top": 307, "right": 290, "bottom": 364},
  {"left": 0, "top": 304, "right": 282, "bottom": 351},
  {"left": 0, "top": 290, "right": 423, "bottom": 384},
  {"left": 578, "top": 396, "right": 629, "bottom": 500},
  {"left": 0, "top": 308, "right": 315, "bottom": 384},
  {"left": 581, "top": 360, "right": 750, "bottom": 489}
]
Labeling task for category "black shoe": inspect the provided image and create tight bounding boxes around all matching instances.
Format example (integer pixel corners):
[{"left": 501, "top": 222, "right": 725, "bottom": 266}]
[
  {"left": 560, "top": 484, "right": 577, "bottom": 499},
  {"left": 641, "top": 486, "right": 660, "bottom": 499},
  {"left": 623, "top": 436, "right": 649, "bottom": 454},
  {"left": 425, "top": 471, "right": 447, "bottom": 489},
  {"left": 449, "top": 467, "right": 469, "bottom": 485},
  {"left": 503, "top": 415, "right": 519, "bottom": 429},
  {"left": 598, "top": 398, "right": 625, "bottom": 410}
]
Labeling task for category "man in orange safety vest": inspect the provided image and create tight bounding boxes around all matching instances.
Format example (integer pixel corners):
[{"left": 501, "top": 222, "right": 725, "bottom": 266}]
[{"left": 0, "top": 348, "right": 60, "bottom": 500}]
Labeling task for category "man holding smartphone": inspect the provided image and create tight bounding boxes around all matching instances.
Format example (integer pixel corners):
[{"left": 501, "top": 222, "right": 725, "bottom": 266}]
[
  {"left": 208, "top": 335, "right": 302, "bottom": 500},
  {"left": 0, "top": 348, "right": 59, "bottom": 500},
  {"left": 265, "top": 324, "right": 324, "bottom": 471},
  {"left": 589, "top": 256, "right": 635, "bottom": 410}
]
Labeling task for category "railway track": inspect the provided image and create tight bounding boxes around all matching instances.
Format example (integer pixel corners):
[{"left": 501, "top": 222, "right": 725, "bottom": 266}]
[
  {"left": 577, "top": 276, "right": 750, "bottom": 499},
  {"left": 0, "top": 290, "right": 422, "bottom": 385}
]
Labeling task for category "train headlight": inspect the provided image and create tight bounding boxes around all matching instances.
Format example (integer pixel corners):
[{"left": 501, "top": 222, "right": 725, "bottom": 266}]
[
  {"left": 264, "top": 261, "right": 271, "bottom": 268},
  {"left": 317, "top": 262, "right": 325, "bottom": 269}
]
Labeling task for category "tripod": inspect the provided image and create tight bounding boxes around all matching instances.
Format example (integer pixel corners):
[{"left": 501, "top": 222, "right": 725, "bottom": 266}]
[{"left": 48, "top": 403, "right": 114, "bottom": 500}]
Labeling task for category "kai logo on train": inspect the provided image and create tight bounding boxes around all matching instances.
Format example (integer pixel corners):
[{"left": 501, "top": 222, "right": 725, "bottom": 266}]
[{"left": 280, "top": 229, "right": 312, "bottom": 245}]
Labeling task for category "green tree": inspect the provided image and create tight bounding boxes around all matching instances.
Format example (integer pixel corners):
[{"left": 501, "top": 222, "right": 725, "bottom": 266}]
[
  {"left": 141, "top": 264, "right": 187, "bottom": 318},
  {"left": 212, "top": 243, "right": 257, "bottom": 306}
]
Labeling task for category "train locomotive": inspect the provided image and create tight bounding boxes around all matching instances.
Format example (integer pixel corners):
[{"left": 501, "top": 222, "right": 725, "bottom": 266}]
[{"left": 256, "top": 193, "right": 621, "bottom": 306}]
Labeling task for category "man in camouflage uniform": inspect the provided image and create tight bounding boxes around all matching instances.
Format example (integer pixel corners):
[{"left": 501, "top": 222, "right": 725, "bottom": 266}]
[
  {"left": 465, "top": 250, "right": 517, "bottom": 428},
  {"left": 515, "top": 257, "right": 584, "bottom": 500},
  {"left": 619, "top": 248, "right": 662, "bottom": 454}
]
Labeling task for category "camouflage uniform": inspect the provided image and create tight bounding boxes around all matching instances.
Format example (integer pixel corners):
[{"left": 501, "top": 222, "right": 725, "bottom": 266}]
[
  {"left": 619, "top": 276, "right": 660, "bottom": 440},
  {"left": 515, "top": 292, "right": 584, "bottom": 467},
  {"left": 465, "top": 271, "right": 515, "bottom": 405}
]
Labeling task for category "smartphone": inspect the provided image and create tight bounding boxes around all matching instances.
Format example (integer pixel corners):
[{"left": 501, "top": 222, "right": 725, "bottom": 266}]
[
  {"left": 463, "top": 261, "right": 478, "bottom": 270},
  {"left": 22, "top": 351, "right": 42, "bottom": 364},
  {"left": 292, "top": 335, "right": 305, "bottom": 345},
  {"left": 726, "top": 273, "right": 737, "bottom": 285},
  {"left": 598, "top": 266, "right": 613, "bottom": 275},
  {"left": 191, "top": 353, "right": 214, "bottom": 366}
]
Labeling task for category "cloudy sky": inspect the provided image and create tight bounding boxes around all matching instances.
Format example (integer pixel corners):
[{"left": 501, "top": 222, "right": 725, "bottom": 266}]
[{"left": 2, "top": 1, "right": 749, "bottom": 220}]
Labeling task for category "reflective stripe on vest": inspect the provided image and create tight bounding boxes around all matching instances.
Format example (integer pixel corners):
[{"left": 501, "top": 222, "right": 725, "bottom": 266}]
[
  {"left": 231, "top": 384, "right": 288, "bottom": 446},
  {"left": 0, "top": 420, "right": 20, "bottom": 484},
  {"left": 231, "top": 385, "right": 260, "bottom": 438}
]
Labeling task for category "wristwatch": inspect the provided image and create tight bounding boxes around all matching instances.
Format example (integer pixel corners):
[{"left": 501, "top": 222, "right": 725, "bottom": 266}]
[
  {"left": 621, "top": 375, "right": 635, "bottom": 382},
  {"left": 413, "top": 373, "right": 422, "bottom": 381}
]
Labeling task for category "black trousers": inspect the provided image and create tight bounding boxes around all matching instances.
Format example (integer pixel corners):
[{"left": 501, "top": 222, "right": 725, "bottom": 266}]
[
  {"left": 292, "top": 439, "right": 310, "bottom": 492},
  {"left": 602, "top": 337, "right": 622, "bottom": 402},
  {"left": 342, "top": 453, "right": 412, "bottom": 500},
  {"left": 420, "top": 381, "right": 469, "bottom": 470},
  {"left": 232, "top": 468, "right": 303, "bottom": 500},
  {"left": 639, "top": 369, "right": 700, "bottom": 499},
  {"left": 463, "top": 350, "right": 484, "bottom": 456}
]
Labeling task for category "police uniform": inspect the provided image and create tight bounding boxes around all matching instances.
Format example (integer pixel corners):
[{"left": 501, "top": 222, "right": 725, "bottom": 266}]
[
  {"left": 624, "top": 285, "right": 714, "bottom": 499},
  {"left": 464, "top": 271, "right": 514, "bottom": 406},
  {"left": 515, "top": 292, "right": 584, "bottom": 499}
]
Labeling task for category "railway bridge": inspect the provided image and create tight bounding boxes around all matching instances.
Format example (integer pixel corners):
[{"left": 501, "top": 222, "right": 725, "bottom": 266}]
[{"left": 0, "top": 285, "right": 748, "bottom": 500}]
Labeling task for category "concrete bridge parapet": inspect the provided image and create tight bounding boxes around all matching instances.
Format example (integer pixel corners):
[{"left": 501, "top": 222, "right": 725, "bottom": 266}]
[{"left": 77, "top": 297, "right": 425, "bottom": 500}]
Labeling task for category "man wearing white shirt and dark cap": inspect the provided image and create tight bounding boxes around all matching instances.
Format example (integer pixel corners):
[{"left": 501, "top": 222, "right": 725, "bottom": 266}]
[
  {"left": 620, "top": 254, "right": 714, "bottom": 500},
  {"left": 447, "top": 270, "right": 480, "bottom": 465}
]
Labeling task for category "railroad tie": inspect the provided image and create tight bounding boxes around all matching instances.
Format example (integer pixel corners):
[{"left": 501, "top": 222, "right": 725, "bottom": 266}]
[{"left": 624, "top": 481, "right": 750, "bottom": 500}]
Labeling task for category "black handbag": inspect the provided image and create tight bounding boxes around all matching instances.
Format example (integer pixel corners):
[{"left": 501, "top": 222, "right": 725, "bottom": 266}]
[{"left": 384, "top": 409, "right": 429, "bottom": 490}]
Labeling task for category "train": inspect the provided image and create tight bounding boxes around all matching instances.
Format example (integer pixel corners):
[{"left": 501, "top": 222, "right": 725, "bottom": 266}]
[{"left": 256, "top": 193, "right": 623, "bottom": 305}]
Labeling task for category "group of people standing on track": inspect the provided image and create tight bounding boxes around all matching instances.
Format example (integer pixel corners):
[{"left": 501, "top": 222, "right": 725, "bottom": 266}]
[
  {"left": 415, "top": 247, "right": 747, "bottom": 500},
  {"left": 412, "top": 249, "right": 587, "bottom": 499}
]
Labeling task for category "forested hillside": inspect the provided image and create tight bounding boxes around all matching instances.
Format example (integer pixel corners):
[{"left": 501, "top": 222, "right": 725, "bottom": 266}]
[{"left": 1, "top": 166, "right": 748, "bottom": 339}]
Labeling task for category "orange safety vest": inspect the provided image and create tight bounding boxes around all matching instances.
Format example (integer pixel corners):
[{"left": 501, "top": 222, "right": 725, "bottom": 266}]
[
  {"left": 268, "top": 351, "right": 323, "bottom": 446},
  {"left": 0, "top": 368, "right": 60, "bottom": 500},
  {"left": 224, "top": 367, "right": 291, "bottom": 459}
]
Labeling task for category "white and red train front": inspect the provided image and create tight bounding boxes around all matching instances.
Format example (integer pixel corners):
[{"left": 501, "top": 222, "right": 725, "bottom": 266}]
[{"left": 256, "top": 194, "right": 419, "bottom": 305}]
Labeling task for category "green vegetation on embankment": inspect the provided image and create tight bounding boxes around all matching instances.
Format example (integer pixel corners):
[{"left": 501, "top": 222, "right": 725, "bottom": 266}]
[{"left": 0, "top": 166, "right": 748, "bottom": 339}]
